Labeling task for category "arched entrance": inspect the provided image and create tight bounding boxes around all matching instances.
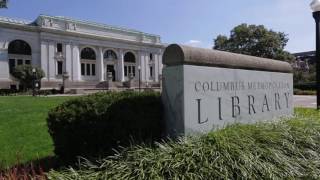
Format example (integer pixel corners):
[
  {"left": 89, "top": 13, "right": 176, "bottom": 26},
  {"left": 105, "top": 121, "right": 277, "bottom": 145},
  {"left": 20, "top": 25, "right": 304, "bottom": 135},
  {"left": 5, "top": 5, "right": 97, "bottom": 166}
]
[
  {"left": 8, "top": 40, "right": 32, "bottom": 74},
  {"left": 124, "top": 52, "right": 136, "bottom": 81},
  {"left": 104, "top": 50, "right": 117, "bottom": 81}
]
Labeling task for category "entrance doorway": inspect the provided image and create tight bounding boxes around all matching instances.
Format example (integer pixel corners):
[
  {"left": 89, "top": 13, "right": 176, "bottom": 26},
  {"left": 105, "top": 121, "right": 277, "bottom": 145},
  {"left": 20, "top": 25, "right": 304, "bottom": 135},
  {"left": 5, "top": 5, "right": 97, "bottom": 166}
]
[{"left": 106, "top": 65, "right": 116, "bottom": 81}]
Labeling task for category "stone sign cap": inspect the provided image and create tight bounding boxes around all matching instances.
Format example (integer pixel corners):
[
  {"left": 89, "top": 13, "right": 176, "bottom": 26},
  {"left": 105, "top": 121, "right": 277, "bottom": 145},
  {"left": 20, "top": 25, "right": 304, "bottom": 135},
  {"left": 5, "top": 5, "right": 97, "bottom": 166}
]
[{"left": 163, "top": 44, "right": 292, "bottom": 73}]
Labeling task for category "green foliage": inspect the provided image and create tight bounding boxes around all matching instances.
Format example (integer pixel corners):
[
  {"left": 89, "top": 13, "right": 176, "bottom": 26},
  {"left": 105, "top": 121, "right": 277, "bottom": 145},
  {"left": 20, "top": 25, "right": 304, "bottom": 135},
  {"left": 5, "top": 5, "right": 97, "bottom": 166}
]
[
  {"left": 47, "top": 92, "right": 163, "bottom": 161},
  {"left": 294, "top": 63, "right": 316, "bottom": 84},
  {"left": 294, "top": 89, "right": 316, "bottom": 95},
  {"left": 11, "top": 65, "right": 45, "bottom": 90},
  {"left": 48, "top": 109, "right": 320, "bottom": 179},
  {"left": 213, "top": 24, "right": 295, "bottom": 62}
]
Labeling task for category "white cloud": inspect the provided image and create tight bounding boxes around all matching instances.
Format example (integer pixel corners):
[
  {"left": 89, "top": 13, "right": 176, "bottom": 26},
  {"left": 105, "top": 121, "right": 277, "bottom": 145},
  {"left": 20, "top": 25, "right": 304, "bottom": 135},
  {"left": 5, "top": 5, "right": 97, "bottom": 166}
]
[{"left": 185, "top": 40, "right": 202, "bottom": 47}]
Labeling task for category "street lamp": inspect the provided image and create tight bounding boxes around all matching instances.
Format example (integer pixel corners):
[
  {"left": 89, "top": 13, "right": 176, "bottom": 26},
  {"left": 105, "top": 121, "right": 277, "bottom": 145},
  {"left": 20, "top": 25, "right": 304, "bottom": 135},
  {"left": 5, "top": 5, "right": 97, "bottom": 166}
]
[
  {"left": 311, "top": 0, "right": 320, "bottom": 110},
  {"left": 32, "top": 68, "right": 36, "bottom": 97},
  {"left": 138, "top": 65, "right": 141, "bottom": 92}
]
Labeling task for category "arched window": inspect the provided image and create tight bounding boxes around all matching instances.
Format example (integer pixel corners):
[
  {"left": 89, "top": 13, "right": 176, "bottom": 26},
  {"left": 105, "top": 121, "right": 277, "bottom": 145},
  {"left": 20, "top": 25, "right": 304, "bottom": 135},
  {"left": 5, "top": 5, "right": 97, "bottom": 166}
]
[
  {"left": 8, "top": 40, "right": 31, "bottom": 55},
  {"left": 80, "top": 47, "right": 96, "bottom": 77},
  {"left": 104, "top": 50, "right": 117, "bottom": 60},
  {"left": 8, "top": 40, "right": 32, "bottom": 74},
  {"left": 81, "top": 47, "right": 96, "bottom": 60},
  {"left": 124, "top": 52, "right": 135, "bottom": 63},
  {"left": 124, "top": 52, "right": 136, "bottom": 78}
]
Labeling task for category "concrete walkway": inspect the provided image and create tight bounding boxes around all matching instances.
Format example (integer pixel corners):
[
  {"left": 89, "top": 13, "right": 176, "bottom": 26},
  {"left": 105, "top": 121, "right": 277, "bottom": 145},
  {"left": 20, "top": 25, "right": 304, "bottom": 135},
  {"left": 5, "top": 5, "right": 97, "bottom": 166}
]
[{"left": 294, "top": 95, "right": 316, "bottom": 108}]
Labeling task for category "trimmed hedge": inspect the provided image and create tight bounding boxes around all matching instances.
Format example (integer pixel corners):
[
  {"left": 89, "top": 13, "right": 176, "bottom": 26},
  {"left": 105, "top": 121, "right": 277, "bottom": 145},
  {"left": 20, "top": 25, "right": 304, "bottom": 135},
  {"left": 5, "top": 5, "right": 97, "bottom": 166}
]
[
  {"left": 49, "top": 108, "right": 320, "bottom": 179},
  {"left": 47, "top": 92, "right": 163, "bottom": 161}
]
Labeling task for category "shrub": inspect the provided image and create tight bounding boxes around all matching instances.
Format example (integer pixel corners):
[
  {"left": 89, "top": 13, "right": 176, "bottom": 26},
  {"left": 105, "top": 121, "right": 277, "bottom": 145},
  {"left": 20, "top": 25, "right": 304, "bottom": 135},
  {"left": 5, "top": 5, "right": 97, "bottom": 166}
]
[
  {"left": 47, "top": 91, "right": 163, "bottom": 161},
  {"left": 48, "top": 108, "right": 320, "bottom": 179},
  {"left": 294, "top": 83, "right": 316, "bottom": 91},
  {"left": 11, "top": 65, "right": 44, "bottom": 91},
  {"left": 294, "top": 89, "right": 317, "bottom": 95}
]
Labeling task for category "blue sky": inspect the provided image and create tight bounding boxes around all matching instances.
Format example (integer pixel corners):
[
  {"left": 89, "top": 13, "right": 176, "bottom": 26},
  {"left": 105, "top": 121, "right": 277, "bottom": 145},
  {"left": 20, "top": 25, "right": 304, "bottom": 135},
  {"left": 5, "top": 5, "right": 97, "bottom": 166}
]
[{"left": 0, "top": 0, "right": 314, "bottom": 53}]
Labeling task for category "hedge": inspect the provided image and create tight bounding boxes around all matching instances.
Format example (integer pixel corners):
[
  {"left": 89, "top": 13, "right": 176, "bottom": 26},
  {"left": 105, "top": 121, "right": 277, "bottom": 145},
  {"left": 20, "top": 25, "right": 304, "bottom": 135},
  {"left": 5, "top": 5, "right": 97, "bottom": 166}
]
[
  {"left": 47, "top": 91, "right": 163, "bottom": 161},
  {"left": 48, "top": 108, "right": 320, "bottom": 179}
]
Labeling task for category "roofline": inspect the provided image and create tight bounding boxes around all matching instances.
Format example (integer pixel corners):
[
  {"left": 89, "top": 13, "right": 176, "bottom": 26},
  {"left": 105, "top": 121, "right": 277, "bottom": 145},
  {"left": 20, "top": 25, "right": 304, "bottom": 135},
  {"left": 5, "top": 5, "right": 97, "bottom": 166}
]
[{"left": 38, "top": 14, "right": 160, "bottom": 38}]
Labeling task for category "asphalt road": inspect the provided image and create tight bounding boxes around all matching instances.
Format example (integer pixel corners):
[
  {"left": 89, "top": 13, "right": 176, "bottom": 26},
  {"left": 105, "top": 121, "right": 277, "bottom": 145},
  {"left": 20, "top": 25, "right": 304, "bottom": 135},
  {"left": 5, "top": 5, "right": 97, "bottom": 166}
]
[{"left": 294, "top": 95, "right": 317, "bottom": 108}]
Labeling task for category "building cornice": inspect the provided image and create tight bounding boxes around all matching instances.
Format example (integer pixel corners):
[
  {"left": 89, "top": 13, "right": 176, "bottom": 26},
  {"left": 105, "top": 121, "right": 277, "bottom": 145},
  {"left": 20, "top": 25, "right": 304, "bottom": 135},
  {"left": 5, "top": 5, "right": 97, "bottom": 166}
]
[{"left": 0, "top": 15, "right": 165, "bottom": 49}]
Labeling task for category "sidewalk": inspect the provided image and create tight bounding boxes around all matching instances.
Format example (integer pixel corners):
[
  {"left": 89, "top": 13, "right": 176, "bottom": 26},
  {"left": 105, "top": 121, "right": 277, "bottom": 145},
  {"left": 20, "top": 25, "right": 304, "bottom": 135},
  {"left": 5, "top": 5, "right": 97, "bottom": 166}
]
[{"left": 294, "top": 95, "right": 316, "bottom": 108}]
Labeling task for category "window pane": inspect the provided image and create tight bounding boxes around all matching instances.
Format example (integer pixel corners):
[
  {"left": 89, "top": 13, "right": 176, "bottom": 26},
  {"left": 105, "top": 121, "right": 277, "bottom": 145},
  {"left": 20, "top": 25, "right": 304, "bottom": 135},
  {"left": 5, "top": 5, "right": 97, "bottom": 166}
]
[
  {"left": 81, "top": 63, "right": 85, "bottom": 75},
  {"left": 92, "top": 64, "right": 96, "bottom": 76},
  {"left": 57, "top": 61, "right": 63, "bottom": 75},
  {"left": 150, "top": 66, "right": 153, "bottom": 77},
  {"left": 57, "top": 43, "right": 63, "bottom": 53},
  {"left": 124, "top": 66, "right": 127, "bottom": 76},
  {"left": 9, "top": 59, "right": 15, "bottom": 74},
  {"left": 17, "top": 59, "right": 23, "bottom": 65},
  {"left": 86, "top": 64, "right": 91, "bottom": 76},
  {"left": 128, "top": 66, "right": 132, "bottom": 74},
  {"left": 25, "top": 60, "right": 31, "bottom": 65},
  {"left": 133, "top": 66, "right": 135, "bottom": 76}
]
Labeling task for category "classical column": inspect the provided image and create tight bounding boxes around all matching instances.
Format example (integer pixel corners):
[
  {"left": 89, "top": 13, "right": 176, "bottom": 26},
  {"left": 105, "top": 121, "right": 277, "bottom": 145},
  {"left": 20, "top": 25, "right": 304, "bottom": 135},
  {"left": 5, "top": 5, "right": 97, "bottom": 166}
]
[
  {"left": 118, "top": 49, "right": 125, "bottom": 82},
  {"left": 48, "top": 42, "right": 56, "bottom": 80},
  {"left": 72, "top": 45, "right": 81, "bottom": 81},
  {"left": 65, "top": 44, "right": 73, "bottom": 81},
  {"left": 97, "top": 47, "right": 104, "bottom": 82},
  {"left": 40, "top": 41, "right": 49, "bottom": 81},
  {"left": 140, "top": 52, "right": 146, "bottom": 82},
  {"left": 159, "top": 53, "right": 163, "bottom": 74},
  {"left": 145, "top": 53, "right": 150, "bottom": 82},
  {"left": 0, "top": 48, "right": 9, "bottom": 80},
  {"left": 154, "top": 54, "right": 159, "bottom": 82}
]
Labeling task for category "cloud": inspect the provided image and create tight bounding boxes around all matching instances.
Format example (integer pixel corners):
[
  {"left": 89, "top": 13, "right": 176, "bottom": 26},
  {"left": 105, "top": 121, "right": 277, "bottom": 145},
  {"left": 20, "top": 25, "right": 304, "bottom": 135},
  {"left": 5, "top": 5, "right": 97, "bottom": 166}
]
[{"left": 185, "top": 40, "right": 202, "bottom": 47}]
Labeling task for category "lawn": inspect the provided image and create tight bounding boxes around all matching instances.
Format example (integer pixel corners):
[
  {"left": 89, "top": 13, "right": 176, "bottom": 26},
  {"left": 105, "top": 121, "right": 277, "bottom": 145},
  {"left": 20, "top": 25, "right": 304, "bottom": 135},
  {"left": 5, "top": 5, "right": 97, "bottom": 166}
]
[{"left": 0, "top": 96, "right": 74, "bottom": 169}]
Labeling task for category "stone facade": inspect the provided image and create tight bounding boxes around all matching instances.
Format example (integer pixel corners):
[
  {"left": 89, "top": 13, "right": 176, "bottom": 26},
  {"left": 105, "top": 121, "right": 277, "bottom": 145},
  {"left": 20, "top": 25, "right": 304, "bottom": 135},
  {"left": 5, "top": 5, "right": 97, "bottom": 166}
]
[{"left": 0, "top": 15, "right": 165, "bottom": 89}]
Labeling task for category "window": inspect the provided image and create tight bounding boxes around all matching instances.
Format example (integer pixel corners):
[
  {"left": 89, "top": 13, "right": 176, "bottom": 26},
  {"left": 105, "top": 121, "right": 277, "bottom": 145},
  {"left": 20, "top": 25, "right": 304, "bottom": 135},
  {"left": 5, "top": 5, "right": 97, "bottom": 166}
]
[
  {"left": 124, "top": 66, "right": 127, "bottom": 76},
  {"left": 8, "top": 40, "right": 31, "bottom": 55},
  {"left": 86, "top": 64, "right": 91, "bottom": 76},
  {"left": 57, "top": 61, "right": 63, "bottom": 75},
  {"left": 25, "top": 60, "right": 31, "bottom": 65},
  {"left": 132, "top": 66, "right": 135, "bottom": 76},
  {"left": 124, "top": 52, "right": 135, "bottom": 63},
  {"left": 92, "top": 64, "right": 96, "bottom": 76},
  {"left": 17, "top": 59, "right": 23, "bottom": 65},
  {"left": 150, "top": 53, "right": 153, "bottom": 60},
  {"left": 104, "top": 50, "right": 117, "bottom": 60},
  {"left": 128, "top": 66, "right": 132, "bottom": 74},
  {"left": 150, "top": 66, "right": 153, "bottom": 77},
  {"left": 9, "top": 59, "right": 15, "bottom": 74},
  {"left": 81, "top": 63, "right": 85, "bottom": 75},
  {"left": 57, "top": 43, "right": 63, "bottom": 53},
  {"left": 81, "top": 47, "right": 96, "bottom": 60}
]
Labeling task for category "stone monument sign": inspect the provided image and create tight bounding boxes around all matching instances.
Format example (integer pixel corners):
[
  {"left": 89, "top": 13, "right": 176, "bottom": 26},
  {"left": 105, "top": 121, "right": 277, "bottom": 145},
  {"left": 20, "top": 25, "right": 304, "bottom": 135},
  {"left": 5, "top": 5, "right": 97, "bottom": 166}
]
[{"left": 162, "top": 44, "right": 293, "bottom": 137}]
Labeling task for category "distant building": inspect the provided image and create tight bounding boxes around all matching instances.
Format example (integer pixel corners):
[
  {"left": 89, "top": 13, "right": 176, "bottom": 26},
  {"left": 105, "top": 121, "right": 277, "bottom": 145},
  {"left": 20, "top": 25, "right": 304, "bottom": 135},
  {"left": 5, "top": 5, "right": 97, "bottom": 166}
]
[
  {"left": 0, "top": 15, "right": 165, "bottom": 89},
  {"left": 292, "top": 51, "right": 315, "bottom": 71}
]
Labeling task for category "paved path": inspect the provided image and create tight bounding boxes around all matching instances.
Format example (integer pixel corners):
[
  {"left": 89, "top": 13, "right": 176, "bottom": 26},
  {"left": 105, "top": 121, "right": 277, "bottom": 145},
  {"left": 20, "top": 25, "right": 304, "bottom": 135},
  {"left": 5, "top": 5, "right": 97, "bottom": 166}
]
[{"left": 294, "top": 95, "right": 316, "bottom": 108}]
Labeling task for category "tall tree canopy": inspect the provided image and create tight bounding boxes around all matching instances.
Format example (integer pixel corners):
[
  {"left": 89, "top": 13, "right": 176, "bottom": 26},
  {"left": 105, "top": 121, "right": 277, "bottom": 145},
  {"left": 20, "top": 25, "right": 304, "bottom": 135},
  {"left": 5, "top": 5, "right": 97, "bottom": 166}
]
[{"left": 213, "top": 24, "right": 295, "bottom": 62}]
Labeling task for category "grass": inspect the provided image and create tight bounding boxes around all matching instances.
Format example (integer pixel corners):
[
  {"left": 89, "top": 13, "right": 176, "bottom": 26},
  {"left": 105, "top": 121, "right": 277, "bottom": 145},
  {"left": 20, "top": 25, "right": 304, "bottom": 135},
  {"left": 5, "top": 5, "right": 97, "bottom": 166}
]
[
  {"left": 48, "top": 108, "right": 320, "bottom": 180},
  {"left": 0, "top": 96, "right": 74, "bottom": 169}
]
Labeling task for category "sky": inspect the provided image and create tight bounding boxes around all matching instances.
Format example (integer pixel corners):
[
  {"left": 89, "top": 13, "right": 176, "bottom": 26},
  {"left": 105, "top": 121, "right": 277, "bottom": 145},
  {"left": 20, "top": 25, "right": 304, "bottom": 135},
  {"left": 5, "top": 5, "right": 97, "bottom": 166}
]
[{"left": 0, "top": 0, "right": 315, "bottom": 53}]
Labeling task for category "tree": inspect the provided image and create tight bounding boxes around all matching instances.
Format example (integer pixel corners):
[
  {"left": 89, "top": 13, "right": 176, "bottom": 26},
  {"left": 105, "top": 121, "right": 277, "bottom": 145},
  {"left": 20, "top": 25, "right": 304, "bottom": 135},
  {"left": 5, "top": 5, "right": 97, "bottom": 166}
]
[
  {"left": 12, "top": 65, "right": 45, "bottom": 90},
  {"left": 213, "top": 24, "right": 295, "bottom": 62}
]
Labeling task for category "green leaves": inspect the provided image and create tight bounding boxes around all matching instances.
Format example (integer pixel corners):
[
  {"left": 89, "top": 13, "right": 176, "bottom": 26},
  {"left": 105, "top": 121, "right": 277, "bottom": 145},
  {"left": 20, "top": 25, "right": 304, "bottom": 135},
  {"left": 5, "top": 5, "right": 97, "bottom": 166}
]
[
  {"left": 11, "top": 65, "right": 45, "bottom": 90},
  {"left": 213, "top": 24, "right": 295, "bottom": 62},
  {"left": 49, "top": 108, "right": 320, "bottom": 179}
]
